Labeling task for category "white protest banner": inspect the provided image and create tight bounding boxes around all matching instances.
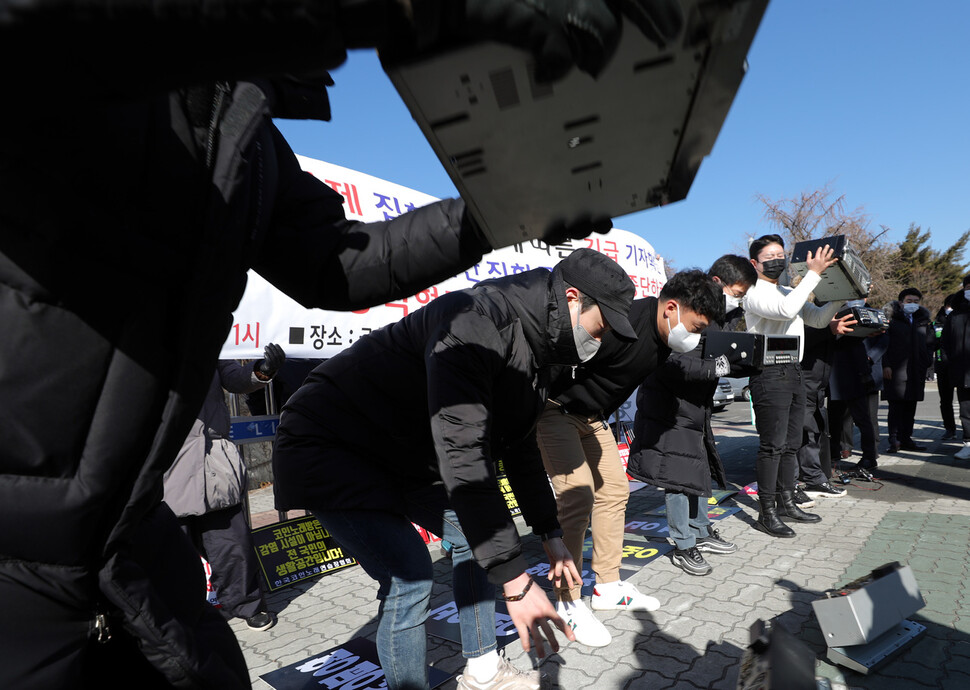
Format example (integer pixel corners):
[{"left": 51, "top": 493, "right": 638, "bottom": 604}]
[{"left": 222, "top": 156, "right": 666, "bottom": 359}]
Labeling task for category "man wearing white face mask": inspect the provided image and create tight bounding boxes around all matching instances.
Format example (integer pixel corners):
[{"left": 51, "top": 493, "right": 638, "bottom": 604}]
[
  {"left": 536, "top": 269, "right": 721, "bottom": 647},
  {"left": 942, "top": 276, "right": 970, "bottom": 458},
  {"left": 883, "top": 287, "right": 934, "bottom": 454},
  {"left": 743, "top": 234, "right": 843, "bottom": 538},
  {"left": 628, "top": 256, "right": 757, "bottom": 578}
]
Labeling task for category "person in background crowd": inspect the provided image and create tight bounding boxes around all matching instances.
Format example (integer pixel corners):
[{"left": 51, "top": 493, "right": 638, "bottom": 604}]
[
  {"left": 1, "top": 3, "right": 685, "bottom": 686},
  {"left": 164, "top": 344, "right": 286, "bottom": 632},
  {"left": 942, "top": 275, "right": 970, "bottom": 459},
  {"left": 272, "top": 250, "right": 639, "bottom": 690},
  {"left": 934, "top": 294, "right": 958, "bottom": 440},
  {"left": 537, "top": 268, "right": 723, "bottom": 646},
  {"left": 828, "top": 302, "right": 887, "bottom": 473},
  {"left": 627, "top": 256, "right": 756, "bottom": 578},
  {"left": 882, "top": 288, "right": 933, "bottom": 453},
  {"left": 743, "top": 234, "right": 843, "bottom": 538},
  {"left": 245, "top": 358, "right": 327, "bottom": 416},
  {"left": 795, "top": 313, "right": 856, "bottom": 504}
]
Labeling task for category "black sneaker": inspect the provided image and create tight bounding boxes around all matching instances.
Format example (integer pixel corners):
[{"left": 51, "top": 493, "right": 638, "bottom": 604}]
[
  {"left": 245, "top": 611, "right": 276, "bottom": 631},
  {"left": 793, "top": 487, "right": 815, "bottom": 508},
  {"left": 803, "top": 481, "right": 847, "bottom": 499},
  {"left": 943, "top": 429, "right": 957, "bottom": 440},
  {"left": 671, "top": 546, "right": 713, "bottom": 576},
  {"left": 696, "top": 528, "right": 738, "bottom": 554}
]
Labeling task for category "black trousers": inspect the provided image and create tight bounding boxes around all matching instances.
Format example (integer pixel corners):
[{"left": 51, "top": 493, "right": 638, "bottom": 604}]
[
  {"left": 829, "top": 394, "right": 878, "bottom": 463},
  {"left": 750, "top": 363, "right": 805, "bottom": 496},
  {"left": 886, "top": 399, "right": 918, "bottom": 445},
  {"left": 796, "top": 367, "right": 830, "bottom": 485},
  {"left": 938, "top": 367, "right": 956, "bottom": 432},
  {"left": 957, "top": 387, "right": 970, "bottom": 439},
  {"left": 180, "top": 503, "right": 265, "bottom": 620}
]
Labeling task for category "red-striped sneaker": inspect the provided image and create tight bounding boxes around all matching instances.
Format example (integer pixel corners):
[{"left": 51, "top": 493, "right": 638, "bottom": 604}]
[{"left": 590, "top": 581, "right": 660, "bottom": 612}]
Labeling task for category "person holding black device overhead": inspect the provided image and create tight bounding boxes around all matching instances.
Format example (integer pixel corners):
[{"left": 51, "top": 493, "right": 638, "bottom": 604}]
[{"left": 743, "top": 235, "right": 843, "bottom": 538}]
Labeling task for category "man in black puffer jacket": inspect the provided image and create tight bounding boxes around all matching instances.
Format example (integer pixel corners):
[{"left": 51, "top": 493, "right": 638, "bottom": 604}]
[
  {"left": 627, "top": 255, "right": 756, "bottom": 578},
  {"left": 273, "top": 249, "right": 636, "bottom": 690},
  {"left": 0, "top": 2, "right": 685, "bottom": 688},
  {"left": 942, "top": 276, "right": 970, "bottom": 459}
]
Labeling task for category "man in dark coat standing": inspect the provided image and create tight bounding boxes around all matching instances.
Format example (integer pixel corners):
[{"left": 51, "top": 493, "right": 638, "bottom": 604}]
[
  {"left": 935, "top": 294, "right": 958, "bottom": 441},
  {"left": 272, "top": 249, "right": 637, "bottom": 690},
  {"left": 828, "top": 310, "right": 888, "bottom": 471},
  {"left": 942, "top": 276, "right": 970, "bottom": 459},
  {"left": 1, "top": 3, "right": 686, "bottom": 688},
  {"left": 882, "top": 288, "right": 934, "bottom": 453},
  {"left": 163, "top": 345, "right": 286, "bottom": 632},
  {"left": 627, "top": 256, "right": 757, "bottom": 577}
]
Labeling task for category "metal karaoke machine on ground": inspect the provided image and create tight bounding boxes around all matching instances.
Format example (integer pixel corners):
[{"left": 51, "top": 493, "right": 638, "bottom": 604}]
[
  {"left": 790, "top": 235, "right": 872, "bottom": 302},
  {"left": 384, "top": 0, "right": 769, "bottom": 249}
]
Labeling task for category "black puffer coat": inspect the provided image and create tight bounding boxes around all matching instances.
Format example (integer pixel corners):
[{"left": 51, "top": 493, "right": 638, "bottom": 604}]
[
  {"left": 942, "top": 292, "right": 970, "bottom": 386},
  {"left": 274, "top": 267, "right": 577, "bottom": 585},
  {"left": 626, "top": 323, "right": 727, "bottom": 497},
  {"left": 881, "top": 302, "right": 933, "bottom": 401},
  {"left": 0, "top": 7, "right": 487, "bottom": 686}
]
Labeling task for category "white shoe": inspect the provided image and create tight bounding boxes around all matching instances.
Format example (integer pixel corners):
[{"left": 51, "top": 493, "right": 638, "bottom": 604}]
[
  {"left": 556, "top": 599, "right": 612, "bottom": 648},
  {"left": 456, "top": 654, "right": 546, "bottom": 689},
  {"left": 955, "top": 443, "right": 970, "bottom": 460},
  {"left": 591, "top": 580, "right": 661, "bottom": 612}
]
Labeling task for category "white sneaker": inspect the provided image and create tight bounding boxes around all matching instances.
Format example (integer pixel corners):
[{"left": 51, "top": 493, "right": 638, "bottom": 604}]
[
  {"left": 456, "top": 654, "right": 546, "bottom": 689},
  {"left": 556, "top": 599, "right": 612, "bottom": 647},
  {"left": 955, "top": 443, "right": 970, "bottom": 460},
  {"left": 591, "top": 580, "right": 661, "bottom": 612}
]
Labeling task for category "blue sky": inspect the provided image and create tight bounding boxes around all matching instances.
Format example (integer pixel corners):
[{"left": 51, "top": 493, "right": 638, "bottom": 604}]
[{"left": 275, "top": 1, "right": 970, "bottom": 273}]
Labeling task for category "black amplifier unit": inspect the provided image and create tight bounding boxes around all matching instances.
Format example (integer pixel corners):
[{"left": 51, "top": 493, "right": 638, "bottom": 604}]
[
  {"left": 835, "top": 306, "right": 889, "bottom": 337},
  {"left": 702, "top": 332, "right": 802, "bottom": 369},
  {"left": 790, "top": 235, "right": 871, "bottom": 302}
]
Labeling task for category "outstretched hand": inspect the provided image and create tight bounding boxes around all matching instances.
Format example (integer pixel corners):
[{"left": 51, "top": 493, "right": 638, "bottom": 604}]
[
  {"left": 502, "top": 572, "right": 575, "bottom": 658},
  {"left": 805, "top": 244, "right": 838, "bottom": 276}
]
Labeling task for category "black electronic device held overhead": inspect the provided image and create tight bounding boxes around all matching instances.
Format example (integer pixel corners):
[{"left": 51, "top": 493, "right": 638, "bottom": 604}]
[
  {"left": 383, "top": 1, "right": 769, "bottom": 249},
  {"left": 790, "top": 235, "right": 872, "bottom": 302}
]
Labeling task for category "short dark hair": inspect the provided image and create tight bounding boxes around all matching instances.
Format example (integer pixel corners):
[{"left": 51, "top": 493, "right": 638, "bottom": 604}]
[
  {"left": 659, "top": 269, "right": 723, "bottom": 322},
  {"left": 709, "top": 254, "right": 758, "bottom": 288},
  {"left": 898, "top": 287, "right": 923, "bottom": 301},
  {"left": 749, "top": 234, "right": 785, "bottom": 260},
  {"left": 963, "top": 273, "right": 970, "bottom": 288}
]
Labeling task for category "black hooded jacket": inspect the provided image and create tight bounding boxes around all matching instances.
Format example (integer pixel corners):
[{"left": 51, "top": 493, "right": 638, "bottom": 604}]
[
  {"left": 625, "top": 321, "right": 728, "bottom": 497},
  {"left": 0, "top": 5, "right": 489, "bottom": 687},
  {"left": 881, "top": 302, "right": 933, "bottom": 401},
  {"left": 942, "top": 291, "right": 970, "bottom": 386},
  {"left": 273, "top": 267, "right": 577, "bottom": 585}
]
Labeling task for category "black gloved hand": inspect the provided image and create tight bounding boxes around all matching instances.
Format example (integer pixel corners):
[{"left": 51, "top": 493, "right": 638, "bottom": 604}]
[
  {"left": 256, "top": 343, "right": 286, "bottom": 379},
  {"left": 451, "top": 0, "right": 685, "bottom": 81},
  {"left": 541, "top": 216, "right": 613, "bottom": 248}
]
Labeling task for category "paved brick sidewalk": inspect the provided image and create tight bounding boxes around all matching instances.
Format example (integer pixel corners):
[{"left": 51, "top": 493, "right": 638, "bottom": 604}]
[{"left": 228, "top": 392, "right": 970, "bottom": 689}]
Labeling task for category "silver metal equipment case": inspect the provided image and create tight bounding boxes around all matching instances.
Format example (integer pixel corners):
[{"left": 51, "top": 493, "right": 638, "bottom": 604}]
[{"left": 384, "top": 0, "right": 770, "bottom": 249}]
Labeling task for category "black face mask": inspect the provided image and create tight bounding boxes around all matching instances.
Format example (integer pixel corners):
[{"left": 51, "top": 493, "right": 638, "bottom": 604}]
[{"left": 760, "top": 258, "right": 786, "bottom": 280}]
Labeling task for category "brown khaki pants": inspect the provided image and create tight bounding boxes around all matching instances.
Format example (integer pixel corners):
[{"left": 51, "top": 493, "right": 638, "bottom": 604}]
[{"left": 536, "top": 402, "right": 630, "bottom": 601}]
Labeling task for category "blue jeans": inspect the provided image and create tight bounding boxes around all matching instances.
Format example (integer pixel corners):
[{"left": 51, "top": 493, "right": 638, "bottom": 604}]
[
  {"left": 665, "top": 491, "right": 711, "bottom": 550},
  {"left": 313, "top": 487, "right": 495, "bottom": 690}
]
